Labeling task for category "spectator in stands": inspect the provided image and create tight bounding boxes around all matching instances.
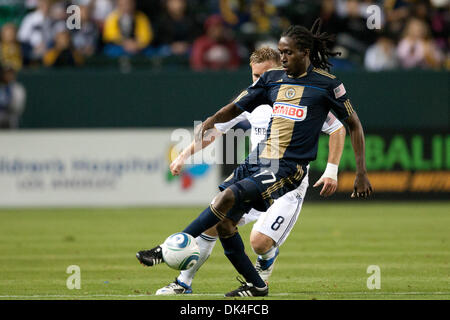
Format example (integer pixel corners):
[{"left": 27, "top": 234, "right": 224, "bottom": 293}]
[
  {"left": 47, "top": 1, "right": 71, "bottom": 47},
  {"left": 364, "top": 34, "right": 398, "bottom": 71},
  {"left": 428, "top": 0, "right": 449, "bottom": 53},
  {"left": 335, "top": 0, "right": 377, "bottom": 64},
  {"left": 43, "top": 30, "right": 83, "bottom": 67},
  {"left": 72, "top": 3, "right": 99, "bottom": 57},
  {"left": 249, "top": 0, "right": 288, "bottom": 35},
  {"left": 396, "top": 17, "right": 443, "bottom": 69},
  {"left": 102, "top": 0, "right": 153, "bottom": 57},
  {"left": 17, "top": 0, "right": 53, "bottom": 63},
  {"left": 152, "top": 0, "right": 200, "bottom": 57},
  {"left": 0, "top": 65, "right": 26, "bottom": 129},
  {"left": 384, "top": 0, "right": 414, "bottom": 39},
  {"left": 0, "top": 23, "right": 22, "bottom": 71},
  {"left": 319, "top": 0, "right": 342, "bottom": 35},
  {"left": 218, "top": 0, "right": 251, "bottom": 30},
  {"left": 190, "top": 14, "right": 240, "bottom": 70}
]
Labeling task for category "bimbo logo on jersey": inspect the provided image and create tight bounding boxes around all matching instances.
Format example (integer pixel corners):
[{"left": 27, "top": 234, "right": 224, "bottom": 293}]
[{"left": 272, "top": 102, "right": 307, "bottom": 121}]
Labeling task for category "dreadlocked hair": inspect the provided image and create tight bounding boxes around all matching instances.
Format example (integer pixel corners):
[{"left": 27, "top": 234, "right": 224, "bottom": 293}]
[{"left": 282, "top": 18, "right": 341, "bottom": 71}]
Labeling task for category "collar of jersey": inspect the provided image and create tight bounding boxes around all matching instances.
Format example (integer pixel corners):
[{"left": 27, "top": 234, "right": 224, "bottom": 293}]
[{"left": 287, "top": 63, "right": 313, "bottom": 79}]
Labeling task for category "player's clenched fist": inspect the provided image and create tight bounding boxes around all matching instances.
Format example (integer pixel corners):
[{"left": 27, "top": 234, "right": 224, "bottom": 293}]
[{"left": 170, "top": 155, "right": 186, "bottom": 176}]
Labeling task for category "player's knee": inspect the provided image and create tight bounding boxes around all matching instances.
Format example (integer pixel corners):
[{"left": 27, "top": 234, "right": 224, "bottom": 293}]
[
  {"left": 216, "top": 219, "right": 237, "bottom": 238},
  {"left": 214, "top": 188, "right": 235, "bottom": 214},
  {"left": 250, "top": 232, "right": 274, "bottom": 255}
]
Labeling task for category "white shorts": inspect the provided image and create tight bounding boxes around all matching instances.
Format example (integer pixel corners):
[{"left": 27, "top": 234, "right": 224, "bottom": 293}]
[{"left": 238, "top": 172, "right": 309, "bottom": 247}]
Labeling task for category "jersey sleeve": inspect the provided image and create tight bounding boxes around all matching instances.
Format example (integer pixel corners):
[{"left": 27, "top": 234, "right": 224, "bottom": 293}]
[
  {"left": 326, "top": 78, "right": 355, "bottom": 121},
  {"left": 215, "top": 112, "right": 249, "bottom": 133},
  {"left": 233, "top": 75, "right": 270, "bottom": 113},
  {"left": 321, "top": 112, "right": 344, "bottom": 135}
]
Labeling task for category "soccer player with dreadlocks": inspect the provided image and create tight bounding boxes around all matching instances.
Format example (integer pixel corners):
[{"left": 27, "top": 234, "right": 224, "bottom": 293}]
[
  {"left": 152, "top": 46, "right": 346, "bottom": 296},
  {"left": 137, "top": 19, "right": 373, "bottom": 297}
]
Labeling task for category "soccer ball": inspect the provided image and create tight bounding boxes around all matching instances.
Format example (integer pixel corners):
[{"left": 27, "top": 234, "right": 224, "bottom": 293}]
[{"left": 161, "top": 232, "right": 200, "bottom": 270}]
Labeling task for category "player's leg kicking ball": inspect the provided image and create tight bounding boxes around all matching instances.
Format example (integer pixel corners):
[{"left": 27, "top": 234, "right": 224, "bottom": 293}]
[
  {"left": 155, "top": 232, "right": 217, "bottom": 295},
  {"left": 137, "top": 156, "right": 308, "bottom": 297},
  {"left": 136, "top": 193, "right": 269, "bottom": 296},
  {"left": 150, "top": 178, "right": 307, "bottom": 295}
]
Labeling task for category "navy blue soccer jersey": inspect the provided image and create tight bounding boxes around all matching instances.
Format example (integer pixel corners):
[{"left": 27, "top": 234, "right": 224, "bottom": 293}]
[{"left": 233, "top": 64, "right": 355, "bottom": 163}]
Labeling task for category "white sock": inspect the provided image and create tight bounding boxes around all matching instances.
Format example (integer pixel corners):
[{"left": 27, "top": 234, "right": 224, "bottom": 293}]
[
  {"left": 259, "top": 246, "right": 277, "bottom": 260},
  {"left": 177, "top": 233, "right": 217, "bottom": 286}
]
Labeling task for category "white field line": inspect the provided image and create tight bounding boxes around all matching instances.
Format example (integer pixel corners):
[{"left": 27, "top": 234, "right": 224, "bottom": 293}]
[{"left": 0, "top": 292, "right": 449, "bottom": 299}]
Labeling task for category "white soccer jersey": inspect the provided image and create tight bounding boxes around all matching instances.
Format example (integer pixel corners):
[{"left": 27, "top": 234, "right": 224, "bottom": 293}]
[{"left": 215, "top": 105, "right": 271, "bottom": 150}]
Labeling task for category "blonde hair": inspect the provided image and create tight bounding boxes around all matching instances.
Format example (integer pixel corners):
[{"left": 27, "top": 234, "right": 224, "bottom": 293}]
[{"left": 249, "top": 47, "right": 281, "bottom": 66}]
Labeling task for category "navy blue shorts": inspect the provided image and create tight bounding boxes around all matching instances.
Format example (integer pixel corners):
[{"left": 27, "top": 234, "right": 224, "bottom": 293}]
[{"left": 218, "top": 157, "right": 308, "bottom": 221}]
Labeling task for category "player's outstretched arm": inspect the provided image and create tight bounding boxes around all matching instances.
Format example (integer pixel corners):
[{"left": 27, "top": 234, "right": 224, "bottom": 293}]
[
  {"left": 313, "top": 126, "right": 346, "bottom": 197},
  {"left": 171, "top": 104, "right": 248, "bottom": 176},
  {"left": 195, "top": 103, "right": 243, "bottom": 142},
  {"left": 344, "top": 112, "right": 373, "bottom": 198},
  {"left": 170, "top": 127, "right": 222, "bottom": 176}
]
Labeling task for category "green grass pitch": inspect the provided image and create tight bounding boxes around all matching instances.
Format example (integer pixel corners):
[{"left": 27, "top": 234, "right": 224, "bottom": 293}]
[{"left": 0, "top": 202, "right": 449, "bottom": 300}]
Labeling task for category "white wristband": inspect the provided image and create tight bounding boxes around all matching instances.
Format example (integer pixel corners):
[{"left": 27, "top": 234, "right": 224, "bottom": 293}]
[{"left": 322, "top": 163, "right": 338, "bottom": 181}]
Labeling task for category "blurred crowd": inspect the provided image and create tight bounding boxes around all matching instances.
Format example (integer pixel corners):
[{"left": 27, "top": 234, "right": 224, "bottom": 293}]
[
  {"left": 0, "top": 0, "right": 448, "bottom": 129},
  {"left": 0, "top": 0, "right": 447, "bottom": 72}
]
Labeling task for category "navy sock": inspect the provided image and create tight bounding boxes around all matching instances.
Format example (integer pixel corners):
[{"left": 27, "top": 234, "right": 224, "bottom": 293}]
[
  {"left": 183, "top": 206, "right": 221, "bottom": 238},
  {"left": 220, "top": 232, "right": 266, "bottom": 288}
]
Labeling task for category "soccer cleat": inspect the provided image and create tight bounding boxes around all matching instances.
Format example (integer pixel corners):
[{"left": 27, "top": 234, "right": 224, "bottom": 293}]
[
  {"left": 136, "top": 246, "right": 163, "bottom": 267},
  {"left": 224, "top": 276, "right": 269, "bottom": 297},
  {"left": 155, "top": 279, "right": 193, "bottom": 295},
  {"left": 255, "top": 248, "right": 279, "bottom": 283}
]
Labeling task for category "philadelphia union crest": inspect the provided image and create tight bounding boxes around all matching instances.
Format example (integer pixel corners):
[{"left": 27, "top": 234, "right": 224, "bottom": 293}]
[{"left": 285, "top": 88, "right": 296, "bottom": 99}]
